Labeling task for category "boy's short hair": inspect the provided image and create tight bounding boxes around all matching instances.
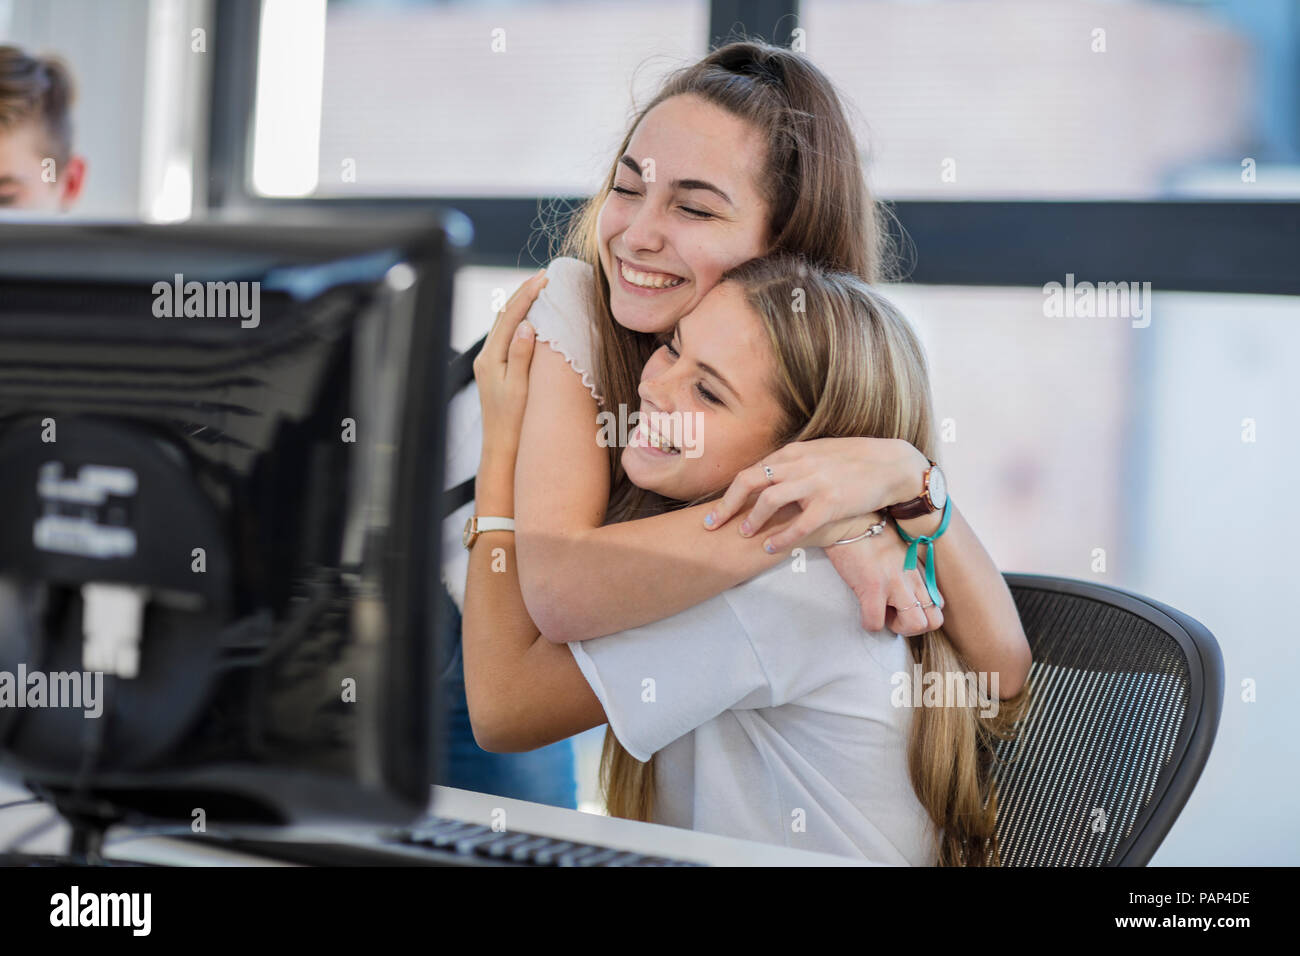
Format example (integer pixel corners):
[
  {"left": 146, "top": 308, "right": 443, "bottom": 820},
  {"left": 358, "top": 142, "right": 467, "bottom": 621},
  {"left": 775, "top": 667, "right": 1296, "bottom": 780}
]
[{"left": 0, "top": 45, "right": 75, "bottom": 165}]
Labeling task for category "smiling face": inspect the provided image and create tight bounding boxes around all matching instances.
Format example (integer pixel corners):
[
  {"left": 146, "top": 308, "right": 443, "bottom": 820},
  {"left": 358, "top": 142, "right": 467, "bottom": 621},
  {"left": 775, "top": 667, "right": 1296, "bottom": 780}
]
[
  {"left": 622, "top": 281, "right": 788, "bottom": 501},
  {"left": 596, "top": 93, "right": 772, "bottom": 335}
]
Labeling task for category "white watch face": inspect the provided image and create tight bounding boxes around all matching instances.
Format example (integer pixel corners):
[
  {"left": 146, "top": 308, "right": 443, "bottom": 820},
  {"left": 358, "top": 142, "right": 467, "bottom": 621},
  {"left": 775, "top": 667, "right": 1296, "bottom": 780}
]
[{"left": 928, "top": 467, "right": 947, "bottom": 509}]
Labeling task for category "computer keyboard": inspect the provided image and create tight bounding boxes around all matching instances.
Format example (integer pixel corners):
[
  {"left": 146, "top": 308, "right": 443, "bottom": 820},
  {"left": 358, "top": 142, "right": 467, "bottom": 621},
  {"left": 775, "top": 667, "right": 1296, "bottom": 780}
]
[
  {"left": 387, "top": 815, "right": 706, "bottom": 866},
  {"left": 78, "top": 816, "right": 709, "bottom": 866}
]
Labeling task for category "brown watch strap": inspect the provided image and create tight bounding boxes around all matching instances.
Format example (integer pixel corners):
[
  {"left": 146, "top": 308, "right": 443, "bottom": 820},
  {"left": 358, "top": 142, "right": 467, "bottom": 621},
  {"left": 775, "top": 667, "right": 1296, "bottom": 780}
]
[{"left": 886, "top": 460, "right": 937, "bottom": 520}]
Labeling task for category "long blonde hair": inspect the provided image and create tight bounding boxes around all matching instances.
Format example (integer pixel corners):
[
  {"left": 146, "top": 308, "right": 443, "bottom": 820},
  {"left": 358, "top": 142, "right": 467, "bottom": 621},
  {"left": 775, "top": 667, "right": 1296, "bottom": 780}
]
[{"left": 600, "top": 253, "right": 1031, "bottom": 866}]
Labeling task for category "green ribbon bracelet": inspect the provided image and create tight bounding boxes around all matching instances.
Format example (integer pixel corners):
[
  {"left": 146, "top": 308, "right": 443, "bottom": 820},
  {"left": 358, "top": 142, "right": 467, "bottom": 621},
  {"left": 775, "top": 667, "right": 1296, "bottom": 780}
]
[{"left": 893, "top": 497, "right": 952, "bottom": 609}]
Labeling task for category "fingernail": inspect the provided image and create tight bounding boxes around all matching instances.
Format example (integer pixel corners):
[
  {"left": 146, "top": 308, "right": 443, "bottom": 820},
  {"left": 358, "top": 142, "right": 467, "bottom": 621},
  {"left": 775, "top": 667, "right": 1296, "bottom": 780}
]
[
  {"left": 763, "top": 540, "right": 775, "bottom": 554},
  {"left": 533, "top": 267, "right": 546, "bottom": 278},
  {"left": 740, "top": 521, "right": 752, "bottom": 536},
  {"left": 515, "top": 320, "right": 533, "bottom": 339},
  {"left": 704, "top": 512, "right": 715, "bottom": 527}
]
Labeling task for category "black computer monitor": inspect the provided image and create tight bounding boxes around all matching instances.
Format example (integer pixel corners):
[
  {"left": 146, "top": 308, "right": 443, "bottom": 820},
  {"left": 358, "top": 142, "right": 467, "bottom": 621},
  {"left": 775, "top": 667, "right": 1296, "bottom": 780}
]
[{"left": 0, "top": 212, "right": 468, "bottom": 835}]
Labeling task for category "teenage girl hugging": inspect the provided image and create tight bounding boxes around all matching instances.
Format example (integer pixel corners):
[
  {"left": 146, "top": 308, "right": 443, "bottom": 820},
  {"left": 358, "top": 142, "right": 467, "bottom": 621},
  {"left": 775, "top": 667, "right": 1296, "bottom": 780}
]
[
  {"left": 466, "top": 251, "right": 1029, "bottom": 865},
  {"left": 440, "top": 40, "right": 1033, "bottom": 864}
]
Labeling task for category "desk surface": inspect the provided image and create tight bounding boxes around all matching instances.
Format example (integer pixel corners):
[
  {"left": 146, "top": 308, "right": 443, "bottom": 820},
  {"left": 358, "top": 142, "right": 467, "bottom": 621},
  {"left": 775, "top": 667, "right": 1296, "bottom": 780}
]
[
  {"left": 425, "top": 786, "right": 866, "bottom": 866},
  {"left": 0, "top": 781, "right": 867, "bottom": 867}
]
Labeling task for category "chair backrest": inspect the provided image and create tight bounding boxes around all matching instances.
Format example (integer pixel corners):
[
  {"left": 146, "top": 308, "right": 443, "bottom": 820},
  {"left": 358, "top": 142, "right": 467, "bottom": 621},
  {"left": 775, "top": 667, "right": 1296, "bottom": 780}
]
[{"left": 990, "top": 574, "right": 1223, "bottom": 866}]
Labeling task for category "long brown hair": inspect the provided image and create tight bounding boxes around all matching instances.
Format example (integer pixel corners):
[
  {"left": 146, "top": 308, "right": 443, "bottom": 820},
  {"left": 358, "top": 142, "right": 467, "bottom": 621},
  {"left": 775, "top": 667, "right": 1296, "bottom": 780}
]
[
  {"left": 600, "top": 254, "right": 1031, "bottom": 865},
  {"left": 552, "top": 38, "right": 895, "bottom": 523}
]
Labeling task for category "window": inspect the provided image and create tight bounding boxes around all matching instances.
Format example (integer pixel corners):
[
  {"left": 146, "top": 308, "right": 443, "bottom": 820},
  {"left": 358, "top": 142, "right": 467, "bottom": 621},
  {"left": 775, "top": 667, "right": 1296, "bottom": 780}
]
[
  {"left": 251, "top": 0, "right": 710, "bottom": 199},
  {"left": 801, "top": 0, "right": 1300, "bottom": 199}
]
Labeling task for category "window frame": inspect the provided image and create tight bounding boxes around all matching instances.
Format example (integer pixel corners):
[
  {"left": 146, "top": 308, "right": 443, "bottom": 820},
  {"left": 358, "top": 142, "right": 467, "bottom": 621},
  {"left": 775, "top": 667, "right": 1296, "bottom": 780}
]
[{"left": 206, "top": 0, "right": 1300, "bottom": 295}]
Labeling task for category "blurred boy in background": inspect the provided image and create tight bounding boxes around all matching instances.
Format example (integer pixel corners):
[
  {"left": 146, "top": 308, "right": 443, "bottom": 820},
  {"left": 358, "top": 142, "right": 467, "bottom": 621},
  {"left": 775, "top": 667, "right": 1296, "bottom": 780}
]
[{"left": 0, "top": 44, "right": 85, "bottom": 211}]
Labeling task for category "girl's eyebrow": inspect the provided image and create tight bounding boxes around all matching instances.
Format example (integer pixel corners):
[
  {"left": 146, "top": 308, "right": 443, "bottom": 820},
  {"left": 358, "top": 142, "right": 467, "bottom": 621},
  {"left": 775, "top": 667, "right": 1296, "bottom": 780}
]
[
  {"left": 675, "top": 322, "right": 741, "bottom": 403},
  {"left": 619, "top": 155, "right": 734, "bottom": 207}
]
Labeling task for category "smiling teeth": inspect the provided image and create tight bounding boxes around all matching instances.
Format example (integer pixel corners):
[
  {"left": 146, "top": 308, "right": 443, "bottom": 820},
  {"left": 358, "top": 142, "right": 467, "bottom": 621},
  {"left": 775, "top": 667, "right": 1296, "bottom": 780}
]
[
  {"left": 621, "top": 260, "right": 684, "bottom": 289},
  {"left": 638, "top": 419, "right": 680, "bottom": 453}
]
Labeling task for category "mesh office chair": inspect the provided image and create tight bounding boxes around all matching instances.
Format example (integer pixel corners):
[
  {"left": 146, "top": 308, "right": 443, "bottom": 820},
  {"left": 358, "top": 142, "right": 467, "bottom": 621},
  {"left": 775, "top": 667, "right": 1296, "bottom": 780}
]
[{"left": 989, "top": 574, "right": 1223, "bottom": 866}]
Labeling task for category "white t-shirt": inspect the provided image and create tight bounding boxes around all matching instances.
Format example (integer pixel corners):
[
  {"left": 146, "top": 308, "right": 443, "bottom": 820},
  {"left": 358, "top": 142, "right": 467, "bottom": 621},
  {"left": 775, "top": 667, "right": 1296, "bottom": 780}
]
[
  {"left": 569, "top": 552, "right": 939, "bottom": 865},
  {"left": 444, "top": 256, "right": 937, "bottom": 864}
]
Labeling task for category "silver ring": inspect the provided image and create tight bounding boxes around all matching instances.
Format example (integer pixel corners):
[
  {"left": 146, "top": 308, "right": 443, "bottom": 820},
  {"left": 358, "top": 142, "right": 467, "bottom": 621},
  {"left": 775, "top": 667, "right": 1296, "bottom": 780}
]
[{"left": 762, "top": 464, "right": 775, "bottom": 484}]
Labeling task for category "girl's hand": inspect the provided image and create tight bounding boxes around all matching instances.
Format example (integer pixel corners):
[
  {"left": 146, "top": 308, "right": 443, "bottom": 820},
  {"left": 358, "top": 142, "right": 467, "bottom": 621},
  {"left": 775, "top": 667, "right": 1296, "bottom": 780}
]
[
  {"left": 822, "top": 519, "right": 945, "bottom": 637},
  {"left": 704, "top": 436, "right": 929, "bottom": 552},
  {"left": 473, "top": 269, "right": 548, "bottom": 459},
  {"left": 703, "top": 437, "right": 943, "bottom": 637}
]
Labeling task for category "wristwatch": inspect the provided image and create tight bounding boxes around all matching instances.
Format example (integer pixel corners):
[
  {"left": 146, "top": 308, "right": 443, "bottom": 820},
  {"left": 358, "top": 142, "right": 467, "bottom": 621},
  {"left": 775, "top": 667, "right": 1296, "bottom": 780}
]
[
  {"left": 463, "top": 515, "right": 515, "bottom": 550},
  {"left": 886, "top": 460, "right": 947, "bottom": 520}
]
